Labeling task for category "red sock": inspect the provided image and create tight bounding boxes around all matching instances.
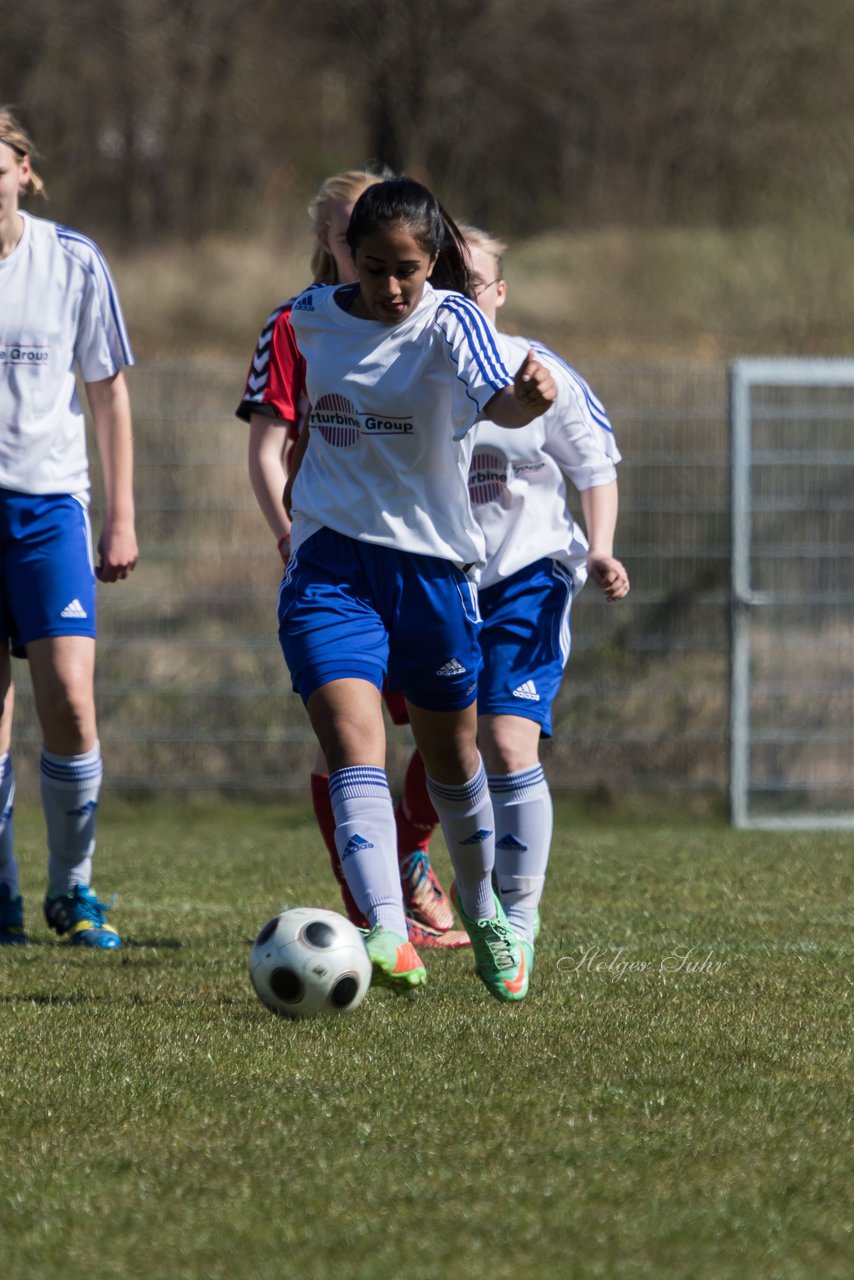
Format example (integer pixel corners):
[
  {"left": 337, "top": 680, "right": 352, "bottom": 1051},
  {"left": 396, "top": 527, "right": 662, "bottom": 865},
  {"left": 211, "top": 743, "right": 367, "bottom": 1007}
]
[
  {"left": 395, "top": 750, "right": 438, "bottom": 862},
  {"left": 310, "top": 772, "right": 367, "bottom": 928}
]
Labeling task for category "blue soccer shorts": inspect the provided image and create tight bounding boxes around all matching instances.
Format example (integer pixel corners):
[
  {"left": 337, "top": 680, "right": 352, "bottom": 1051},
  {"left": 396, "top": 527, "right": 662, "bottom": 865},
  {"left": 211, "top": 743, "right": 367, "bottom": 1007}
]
[
  {"left": 278, "top": 527, "right": 482, "bottom": 711},
  {"left": 0, "top": 489, "right": 97, "bottom": 658},
  {"left": 476, "top": 556, "right": 575, "bottom": 737}
]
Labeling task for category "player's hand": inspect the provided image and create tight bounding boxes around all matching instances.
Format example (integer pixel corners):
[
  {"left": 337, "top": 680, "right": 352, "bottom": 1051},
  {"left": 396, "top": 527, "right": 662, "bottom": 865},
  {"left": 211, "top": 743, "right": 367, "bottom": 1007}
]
[
  {"left": 513, "top": 350, "right": 557, "bottom": 418},
  {"left": 587, "top": 555, "right": 629, "bottom": 601},
  {"left": 96, "top": 519, "right": 139, "bottom": 582},
  {"left": 277, "top": 530, "right": 292, "bottom": 565}
]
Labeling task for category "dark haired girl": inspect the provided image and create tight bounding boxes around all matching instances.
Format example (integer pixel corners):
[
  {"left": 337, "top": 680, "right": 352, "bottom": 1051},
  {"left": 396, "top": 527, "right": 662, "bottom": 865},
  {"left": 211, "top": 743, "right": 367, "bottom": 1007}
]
[{"left": 277, "top": 178, "right": 556, "bottom": 1000}]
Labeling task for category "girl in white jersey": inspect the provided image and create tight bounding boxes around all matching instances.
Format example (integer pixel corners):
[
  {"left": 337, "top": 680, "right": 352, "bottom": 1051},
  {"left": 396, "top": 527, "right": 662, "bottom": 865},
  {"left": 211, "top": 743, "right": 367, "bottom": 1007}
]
[
  {"left": 397, "top": 226, "right": 630, "bottom": 985},
  {"left": 237, "top": 169, "right": 462, "bottom": 946},
  {"left": 0, "top": 108, "right": 137, "bottom": 949},
  {"left": 280, "top": 178, "right": 556, "bottom": 999}
]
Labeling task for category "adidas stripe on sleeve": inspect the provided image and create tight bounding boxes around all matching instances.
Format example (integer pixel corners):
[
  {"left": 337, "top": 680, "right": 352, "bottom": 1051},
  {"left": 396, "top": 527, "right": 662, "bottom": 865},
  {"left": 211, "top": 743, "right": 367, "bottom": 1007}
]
[
  {"left": 58, "top": 224, "right": 135, "bottom": 378},
  {"left": 435, "top": 293, "right": 513, "bottom": 432}
]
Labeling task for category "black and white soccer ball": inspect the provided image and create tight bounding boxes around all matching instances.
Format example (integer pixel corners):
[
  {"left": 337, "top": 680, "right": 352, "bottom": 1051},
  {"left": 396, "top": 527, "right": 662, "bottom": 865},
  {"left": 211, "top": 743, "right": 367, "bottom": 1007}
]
[{"left": 249, "top": 907, "right": 372, "bottom": 1019}]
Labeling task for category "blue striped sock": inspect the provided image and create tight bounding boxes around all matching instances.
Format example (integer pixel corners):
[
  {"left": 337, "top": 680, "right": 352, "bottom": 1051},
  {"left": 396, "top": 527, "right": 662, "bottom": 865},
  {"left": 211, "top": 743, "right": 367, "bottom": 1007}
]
[
  {"left": 489, "top": 764, "right": 553, "bottom": 944},
  {"left": 41, "top": 743, "right": 103, "bottom": 897},
  {"left": 329, "top": 766, "right": 406, "bottom": 934},
  {"left": 427, "top": 760, "right": 496, "bottom": 921}
]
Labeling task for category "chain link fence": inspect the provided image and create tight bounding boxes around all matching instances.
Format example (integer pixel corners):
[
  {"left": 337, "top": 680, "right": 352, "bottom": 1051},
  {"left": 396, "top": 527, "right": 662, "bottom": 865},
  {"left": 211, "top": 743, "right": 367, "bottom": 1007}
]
[{"left": 10, "top": 359, "right": 731, "bottom": 803}]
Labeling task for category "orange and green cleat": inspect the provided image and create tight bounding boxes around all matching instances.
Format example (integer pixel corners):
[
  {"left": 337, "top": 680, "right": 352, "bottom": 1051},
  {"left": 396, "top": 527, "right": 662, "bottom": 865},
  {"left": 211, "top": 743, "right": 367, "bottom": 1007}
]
[
  {"left": 363, "top": 925, "right": 427, "bottom": 991},
  {"left": 451, "top": 884, "right": 529, "bottom": 1002}
]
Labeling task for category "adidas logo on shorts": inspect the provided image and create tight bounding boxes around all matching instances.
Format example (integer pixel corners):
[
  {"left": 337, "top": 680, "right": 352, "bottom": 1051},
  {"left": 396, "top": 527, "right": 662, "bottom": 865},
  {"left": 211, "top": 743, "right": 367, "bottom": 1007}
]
[
  {"left": 512, "top": 680, "right": 540, "bottom": 701},
  {"left": 437, "top": 658, "right": 466, "bottom": 677},
  {"left": 60, "top": 599, "right": 88, "bottom": 619}
]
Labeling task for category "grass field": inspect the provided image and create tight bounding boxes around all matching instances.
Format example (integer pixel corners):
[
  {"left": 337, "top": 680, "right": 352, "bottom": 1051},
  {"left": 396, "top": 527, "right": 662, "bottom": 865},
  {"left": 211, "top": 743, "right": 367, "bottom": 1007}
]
[{"left": 1, "top": 800, "right": 851, "bottom": 1280}]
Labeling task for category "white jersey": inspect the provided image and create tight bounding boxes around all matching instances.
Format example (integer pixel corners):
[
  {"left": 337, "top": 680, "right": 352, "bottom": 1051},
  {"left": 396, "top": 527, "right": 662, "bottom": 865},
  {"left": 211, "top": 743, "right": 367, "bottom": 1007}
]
[
  {"left": 289, "top": 281, "right": 513, "bottom": 567},
  {"left": 0, "top": 211, "right": 134, "bottom": 499},
  {"left": 470, "top": 333, "right": 621, "bottom": 590}
]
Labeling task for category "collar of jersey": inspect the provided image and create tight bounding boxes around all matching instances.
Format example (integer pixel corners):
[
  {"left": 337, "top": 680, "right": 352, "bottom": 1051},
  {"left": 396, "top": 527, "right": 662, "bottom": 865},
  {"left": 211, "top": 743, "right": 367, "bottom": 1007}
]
[
  {"left": 0, "top": 208, "right": 31, "bottom": 270},
  {"left": 327, "top": 280, "right": 438, "bottom": 331}
]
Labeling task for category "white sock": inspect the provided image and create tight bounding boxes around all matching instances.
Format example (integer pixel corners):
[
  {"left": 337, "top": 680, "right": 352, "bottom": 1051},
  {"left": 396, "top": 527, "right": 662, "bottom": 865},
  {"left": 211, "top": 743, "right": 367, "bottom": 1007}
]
[
  {"left": 427, "top": 759, "right": 495, "bottom": 921},
  {"left": 40, "top": 742, "right": 103, "bottom": 897},
  {"left": 489, "top": 765, "right": 553, "bottom": 944},
  {"left": 328, "top": 766, "right": 407, "bottom": 934},
  {"left": 0, "top": 753, "right": 17, "bottom": 895}
]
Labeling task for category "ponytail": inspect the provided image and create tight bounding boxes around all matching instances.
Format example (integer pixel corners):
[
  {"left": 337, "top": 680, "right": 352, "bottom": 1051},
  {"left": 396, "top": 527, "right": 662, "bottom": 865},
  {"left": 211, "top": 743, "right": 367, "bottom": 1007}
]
[{"left": 0, "top": 106, "right": 46, "bottom": 199}]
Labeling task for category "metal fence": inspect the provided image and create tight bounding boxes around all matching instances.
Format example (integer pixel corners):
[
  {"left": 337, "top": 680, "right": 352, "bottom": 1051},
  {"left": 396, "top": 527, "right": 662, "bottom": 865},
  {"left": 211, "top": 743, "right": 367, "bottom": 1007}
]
[{"left": 13, "top": 358, "right": 733, "bottom": 802}]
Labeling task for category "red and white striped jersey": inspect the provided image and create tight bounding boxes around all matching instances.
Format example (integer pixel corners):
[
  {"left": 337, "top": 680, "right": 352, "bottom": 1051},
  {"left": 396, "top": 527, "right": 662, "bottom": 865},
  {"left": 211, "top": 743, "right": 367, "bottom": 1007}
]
[{"left": 235, "top": 300, "right": 310, "bottom": 452}]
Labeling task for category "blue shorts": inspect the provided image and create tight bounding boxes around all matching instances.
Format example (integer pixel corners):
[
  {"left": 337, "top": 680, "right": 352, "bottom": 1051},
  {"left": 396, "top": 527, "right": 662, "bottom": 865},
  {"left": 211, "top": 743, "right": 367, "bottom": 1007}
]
[
  {"left": 0, "top": 489, "right": 96, "bottom": 658},
  {"left": 278, "top": 528, "right": 482, "bottom": 711},
  {"left": 477, "top": 557, "right": 575, "bottom": 737}
]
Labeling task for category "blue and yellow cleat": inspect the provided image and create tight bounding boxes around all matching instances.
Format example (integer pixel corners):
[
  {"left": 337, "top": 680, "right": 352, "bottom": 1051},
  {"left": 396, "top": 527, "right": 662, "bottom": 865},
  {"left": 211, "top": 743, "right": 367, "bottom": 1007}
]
[
  {"left": 0, "top": 882, "right": 27, "bottom": 945},
  {"left": 43, "top": 884, "right": 122, "bottom": 949}
]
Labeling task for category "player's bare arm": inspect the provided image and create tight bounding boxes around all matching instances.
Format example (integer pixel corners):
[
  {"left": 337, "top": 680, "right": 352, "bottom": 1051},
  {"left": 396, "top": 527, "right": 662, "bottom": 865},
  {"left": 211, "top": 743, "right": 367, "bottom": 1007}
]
[
  {"left": 483, "top": 350, "right": 557, "bottom": 427},
  {"left": 283, "top": 423, "right": 310, "bottom": 520},
  {"left": 249, "top": 412, "right": 296, "bottom": 561},
  {"left": 579, "top": 481, "right": 629, "bottom": 601},
  {"left": 86, "top": 371, "right": 138, "bottom": 583}
]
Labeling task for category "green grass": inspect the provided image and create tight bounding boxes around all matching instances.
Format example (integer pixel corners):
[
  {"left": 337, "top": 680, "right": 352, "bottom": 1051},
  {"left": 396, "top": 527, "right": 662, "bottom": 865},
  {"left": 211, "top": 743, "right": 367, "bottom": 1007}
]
[{"left": 1, "top": 801, "right": 851, "bottom": 1279}]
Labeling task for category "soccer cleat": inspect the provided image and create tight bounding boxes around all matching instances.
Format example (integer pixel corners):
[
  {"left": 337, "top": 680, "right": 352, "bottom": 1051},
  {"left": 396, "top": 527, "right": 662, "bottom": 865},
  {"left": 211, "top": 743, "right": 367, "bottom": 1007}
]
[
  {"left": 406, "top": 916, "right": 471, "bottom": 950},
  {"left": 363, "top": 925, "right": 427, "bottom": 991},
  {"left": 43, "top": 884, "right": 122, "bottom": 949},
  {"left": 399, "top": 849, "right": 455, "bottom": 931},
  {"left": 451, "top": 883, "right": 529, "bottom": 1002},
  {"left": 0, "top": 883, "right": 27, "bottom": 945}
]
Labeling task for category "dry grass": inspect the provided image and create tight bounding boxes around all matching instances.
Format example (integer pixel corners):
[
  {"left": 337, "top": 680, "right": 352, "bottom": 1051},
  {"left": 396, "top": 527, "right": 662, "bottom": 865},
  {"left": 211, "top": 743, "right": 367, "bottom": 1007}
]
[{"left": 109, "top": 220, "right": 854, "bottom": 364}]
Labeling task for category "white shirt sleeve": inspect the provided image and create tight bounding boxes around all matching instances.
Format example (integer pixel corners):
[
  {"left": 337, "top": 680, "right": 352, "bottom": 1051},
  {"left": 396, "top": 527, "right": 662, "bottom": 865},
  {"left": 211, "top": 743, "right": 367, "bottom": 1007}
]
[
  {"left": 62, "top": 234, "right": 135, "bottom": 380},
  {"left": 537, "top": 350, "right": 621, "bottom": 491},
  {"left": 434, "top": 293, "right": 513, "bottom": 437}
]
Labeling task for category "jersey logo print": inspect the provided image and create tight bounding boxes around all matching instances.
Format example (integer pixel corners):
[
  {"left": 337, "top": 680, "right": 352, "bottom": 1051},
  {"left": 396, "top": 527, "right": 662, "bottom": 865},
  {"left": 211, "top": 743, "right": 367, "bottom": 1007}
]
[
  {"left": 512, "top": 680, "right": 540, "bottom": 701},
  {"left": 0, "top": 343, "right": 49, "bottom": 367},
  {"left": 311, "top": 393, "right": 360, "bottom": 447},
  {"left": 61, "top": 599, "right": 88, "bottom": 619},
  {"left": 437, "top": 659, "right": 466, "bottom": 677},
  {"left": 468, "top": 449, "right": 508, "bottom": 505}
]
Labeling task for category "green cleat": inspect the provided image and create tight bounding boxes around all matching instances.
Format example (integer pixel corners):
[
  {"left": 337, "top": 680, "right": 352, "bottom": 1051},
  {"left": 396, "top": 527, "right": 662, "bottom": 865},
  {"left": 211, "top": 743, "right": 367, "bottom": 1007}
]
[
  {"left": 363, "top": 925, "right": 427, "bottom": 992},
  {"left": 521, "top": 939, "right": 535, "bottom": 983},
  {"left": 451, "top": 884, "right": 529, "bottom": 1002}
]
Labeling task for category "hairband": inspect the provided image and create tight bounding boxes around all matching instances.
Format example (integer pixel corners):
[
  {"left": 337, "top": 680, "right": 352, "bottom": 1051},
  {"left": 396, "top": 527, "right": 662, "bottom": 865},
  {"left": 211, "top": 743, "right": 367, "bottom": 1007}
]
[{"left": 0, "top": 136, "right": 28, "bottom": 158}]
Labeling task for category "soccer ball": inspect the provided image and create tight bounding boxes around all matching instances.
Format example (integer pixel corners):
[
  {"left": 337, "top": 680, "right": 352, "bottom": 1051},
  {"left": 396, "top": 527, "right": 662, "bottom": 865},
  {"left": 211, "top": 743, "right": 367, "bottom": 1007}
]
[{"left": 249, "top": 907, "right": 372, "bottom": 1019}]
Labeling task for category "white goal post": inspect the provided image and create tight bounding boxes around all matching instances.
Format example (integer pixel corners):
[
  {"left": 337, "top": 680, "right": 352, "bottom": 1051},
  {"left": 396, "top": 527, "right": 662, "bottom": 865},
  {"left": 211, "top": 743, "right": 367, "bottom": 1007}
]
[{"left": 730, "top": 358, "right": 854, "bottom": 828}]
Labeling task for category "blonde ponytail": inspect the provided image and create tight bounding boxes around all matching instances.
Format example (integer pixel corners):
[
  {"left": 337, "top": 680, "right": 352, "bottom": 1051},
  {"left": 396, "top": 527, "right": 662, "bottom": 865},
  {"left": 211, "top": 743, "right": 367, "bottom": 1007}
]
[{"left": 0, "top": 106, "right": 47, "bottom": 198}]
